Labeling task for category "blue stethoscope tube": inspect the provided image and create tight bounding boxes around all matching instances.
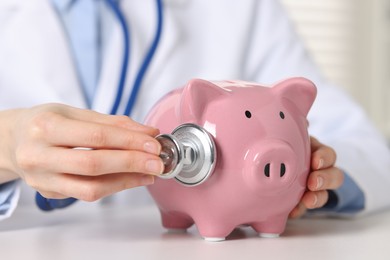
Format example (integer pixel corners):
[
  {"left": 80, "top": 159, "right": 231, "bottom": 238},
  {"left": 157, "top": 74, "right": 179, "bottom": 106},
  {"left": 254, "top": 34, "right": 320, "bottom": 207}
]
[
  {"left": 109, "top": 0, "right": 131, "bottom": 116},
  {"left": 36, "top": 0, "right": 164, "bottom": 211}
]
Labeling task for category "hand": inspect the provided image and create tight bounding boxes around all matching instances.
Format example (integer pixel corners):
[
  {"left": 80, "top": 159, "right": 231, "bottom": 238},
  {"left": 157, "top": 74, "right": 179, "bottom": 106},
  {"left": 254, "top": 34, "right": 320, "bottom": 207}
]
[
  {"left": 289, "top": 136, "right": 344, "bottom": 218},
  {"left": 0, "top": 103, "right": 163, "bottom": 201}
]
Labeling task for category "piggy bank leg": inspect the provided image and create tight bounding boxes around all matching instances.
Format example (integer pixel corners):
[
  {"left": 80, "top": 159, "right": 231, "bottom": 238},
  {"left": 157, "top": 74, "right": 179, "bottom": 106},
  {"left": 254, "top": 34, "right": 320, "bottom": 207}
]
[
  {"left": 195, "top": 217, "right": 235, "bottom": 242},
  {"left": 160, "top": 210, "right": 194, "bottom": 232},
  {"left": 251, "top": 215, "right": 288, "bottom": 238}
]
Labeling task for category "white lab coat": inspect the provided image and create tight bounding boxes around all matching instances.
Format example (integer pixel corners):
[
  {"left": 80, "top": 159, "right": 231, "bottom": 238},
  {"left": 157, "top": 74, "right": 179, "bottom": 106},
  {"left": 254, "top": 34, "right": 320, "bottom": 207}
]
[{"left": 0, "top": 0, "right": 389, "bottom": 215}]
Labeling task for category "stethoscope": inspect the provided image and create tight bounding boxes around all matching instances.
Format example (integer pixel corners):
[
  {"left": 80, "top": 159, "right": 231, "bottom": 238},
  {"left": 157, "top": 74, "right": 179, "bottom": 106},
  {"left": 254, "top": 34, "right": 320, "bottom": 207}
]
[{"left": 36, "top": 0, "right": 216, "bottom": 211}]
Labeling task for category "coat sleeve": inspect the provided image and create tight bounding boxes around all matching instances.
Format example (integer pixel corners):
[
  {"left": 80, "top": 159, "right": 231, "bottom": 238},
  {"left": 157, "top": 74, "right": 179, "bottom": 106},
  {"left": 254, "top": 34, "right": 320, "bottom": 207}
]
[
  {"left": 0, "top": 181, "right": 20, "bottom": 221},
  {"left": 243, "top": 0, "right": 390, "bottom": 216}
]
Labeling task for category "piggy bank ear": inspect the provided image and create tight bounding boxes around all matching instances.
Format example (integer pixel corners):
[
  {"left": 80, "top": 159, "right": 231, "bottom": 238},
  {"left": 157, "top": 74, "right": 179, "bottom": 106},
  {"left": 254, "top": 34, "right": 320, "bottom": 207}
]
[
  {"left": 179, "top": 79, "right": 228, "bottom": 122},
  {"left": 274, "top": 77, "right": 317, "bottom": 116}
]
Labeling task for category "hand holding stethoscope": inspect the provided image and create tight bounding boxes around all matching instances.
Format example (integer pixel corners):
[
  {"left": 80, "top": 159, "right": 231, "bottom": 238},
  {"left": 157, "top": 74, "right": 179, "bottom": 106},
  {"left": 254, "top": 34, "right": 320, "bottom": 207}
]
[{"left": 6, "top": 104, "right": 162, "bottom": 208}]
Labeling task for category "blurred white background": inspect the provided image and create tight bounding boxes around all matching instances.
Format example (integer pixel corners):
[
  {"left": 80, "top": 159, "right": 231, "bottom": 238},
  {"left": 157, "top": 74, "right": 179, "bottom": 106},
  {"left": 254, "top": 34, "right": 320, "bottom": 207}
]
[{"left": 281, "top": 0, "right": 390, "bottom": 140}]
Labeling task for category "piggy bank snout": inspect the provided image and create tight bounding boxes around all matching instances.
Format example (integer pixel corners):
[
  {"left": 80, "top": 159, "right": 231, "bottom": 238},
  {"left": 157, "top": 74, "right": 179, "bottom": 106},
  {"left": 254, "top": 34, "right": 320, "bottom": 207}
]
[
  {"left": 245, "top": 140, "right": 298, "bottom": 193},
  {"left": 261, "top": 145, "right": 294, "bottom": 179}
]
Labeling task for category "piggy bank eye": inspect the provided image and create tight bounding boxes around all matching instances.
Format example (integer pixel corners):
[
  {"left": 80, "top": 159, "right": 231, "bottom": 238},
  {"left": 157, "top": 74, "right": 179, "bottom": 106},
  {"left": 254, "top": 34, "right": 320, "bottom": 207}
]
[
  {"left": 279, "top": 111, "right": 285, "bottom": 119},
  {"left": 245, "top": 110, "right": 252, "bottom": 118}
]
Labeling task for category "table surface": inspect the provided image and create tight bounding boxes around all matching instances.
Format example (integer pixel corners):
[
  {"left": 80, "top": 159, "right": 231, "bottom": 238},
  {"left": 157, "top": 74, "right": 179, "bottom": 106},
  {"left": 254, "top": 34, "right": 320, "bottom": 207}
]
[{"left": 1, "top": 202, "right": 390, "bottom": 260}]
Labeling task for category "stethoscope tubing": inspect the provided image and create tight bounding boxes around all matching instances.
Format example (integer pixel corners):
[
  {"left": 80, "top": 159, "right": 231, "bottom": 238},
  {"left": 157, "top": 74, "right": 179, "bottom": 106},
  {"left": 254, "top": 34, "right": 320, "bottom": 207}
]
[
  {"left": 107, "top": 0, "right": 131, "bottom": 115},
  {"left": 124, "top": 0, "right": 163, "bottom": 116}
]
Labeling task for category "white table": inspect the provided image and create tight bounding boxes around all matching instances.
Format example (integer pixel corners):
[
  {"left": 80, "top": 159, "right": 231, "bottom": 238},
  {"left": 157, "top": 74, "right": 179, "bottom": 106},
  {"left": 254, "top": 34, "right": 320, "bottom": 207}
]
[{"left": 1, "top": 202, "right": 390, "bottom": 260}]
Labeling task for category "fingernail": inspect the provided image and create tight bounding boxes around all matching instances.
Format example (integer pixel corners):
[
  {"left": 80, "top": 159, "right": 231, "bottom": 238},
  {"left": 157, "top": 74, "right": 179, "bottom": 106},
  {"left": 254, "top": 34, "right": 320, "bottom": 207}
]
[
  {"left": 317, "top": 158, "right": 324, "bottom": 170},
  {"left": 146, "top": 159, "right": 164, "bottom": 174},
  {"left": 141, "top": 175, "right": 155, "bottom": 186},
  {"left": 312, "top": 194, "right": 318, "bottom": 207},
  {"left": 316, "top": 176, "right": 324, "bottom": 190},
  {"left": 144, "top": 141, "right": 160, "bottom": 155}
]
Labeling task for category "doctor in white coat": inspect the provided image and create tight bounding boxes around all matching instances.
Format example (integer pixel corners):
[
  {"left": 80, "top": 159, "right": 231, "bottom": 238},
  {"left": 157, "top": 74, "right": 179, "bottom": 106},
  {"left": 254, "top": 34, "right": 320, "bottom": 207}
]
[{"left": 0, "top": 0, "right": 389, "bottom": 220}]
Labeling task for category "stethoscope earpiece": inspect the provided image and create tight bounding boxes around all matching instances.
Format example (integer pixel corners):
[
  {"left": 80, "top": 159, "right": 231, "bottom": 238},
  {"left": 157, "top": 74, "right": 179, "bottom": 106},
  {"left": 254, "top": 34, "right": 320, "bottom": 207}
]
[{"left": 157, "top": 124, "right": 217, "bottom": 186}]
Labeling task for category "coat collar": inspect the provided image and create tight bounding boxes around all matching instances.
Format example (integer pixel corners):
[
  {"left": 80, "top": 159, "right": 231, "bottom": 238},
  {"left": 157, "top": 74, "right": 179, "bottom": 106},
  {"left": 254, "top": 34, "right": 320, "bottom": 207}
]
[{"left": 50, "top": 0, "right": 75, "bottom": 12}]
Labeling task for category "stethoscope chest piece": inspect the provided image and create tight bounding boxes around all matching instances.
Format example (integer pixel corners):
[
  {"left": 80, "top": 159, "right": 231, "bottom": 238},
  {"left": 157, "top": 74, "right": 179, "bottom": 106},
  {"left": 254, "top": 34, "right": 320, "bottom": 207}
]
[{"left": 156, "top": 123, "right": 217, "bottom": 186}]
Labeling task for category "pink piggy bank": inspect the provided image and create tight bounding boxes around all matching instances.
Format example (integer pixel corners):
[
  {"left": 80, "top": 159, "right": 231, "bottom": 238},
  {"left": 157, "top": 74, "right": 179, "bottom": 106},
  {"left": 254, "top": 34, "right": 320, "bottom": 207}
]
[{"left": 145, "top": 78, "right": 317, "bottom": 241}]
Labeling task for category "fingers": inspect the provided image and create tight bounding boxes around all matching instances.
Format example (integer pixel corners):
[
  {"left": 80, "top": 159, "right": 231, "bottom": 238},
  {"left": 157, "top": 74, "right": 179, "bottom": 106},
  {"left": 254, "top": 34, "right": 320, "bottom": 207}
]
[
  {"left": 307, "top": 167, "right": 344, "bottom": 192},
  {"left": 40, "top": 148, "right": 164, "bottom": 176},
  {"left": 301, "top": 168, "right": 343, "bottom": 211},
  {"left": 301, "top": 190, "right": 329, "bottom": 210},
  {"left": 289, "top": 190, "right": 331, "bottom": 219},
  {"left": 296, "top": 138, "right": 344, "bottom": 213},
  {"left": 36, "top": 172, "right": 155, "bottom": 201},
  {"left": 14, "top": 104, "right": 163, "bottom": 201},
  {"left": 289, "top": 203, "right": 307, "bottom": 219},
  {"left": 27, "top": 104, "right": 160, "bottom": 152},
  {"left": 310, "top": 136, "right": 337, "bottom": 170},
  {"left": 61, "top": 105, "right": 159, "bottom": 135},
  {"left": 41, "top": 115, "right": 161, "bottom": 154},
  {"left": 289, "top": 137, "right": 344, "bottom": 219},
  {"left": 308, "top": 136, "right": 344, "bottom": 193}
]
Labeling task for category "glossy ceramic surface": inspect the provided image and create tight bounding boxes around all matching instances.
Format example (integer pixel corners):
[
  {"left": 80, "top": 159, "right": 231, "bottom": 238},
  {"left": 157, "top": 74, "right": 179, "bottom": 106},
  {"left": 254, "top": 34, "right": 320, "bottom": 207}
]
[{"left": 145, "top": 78, "right": 317, "bottom": 241}]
